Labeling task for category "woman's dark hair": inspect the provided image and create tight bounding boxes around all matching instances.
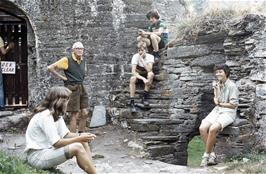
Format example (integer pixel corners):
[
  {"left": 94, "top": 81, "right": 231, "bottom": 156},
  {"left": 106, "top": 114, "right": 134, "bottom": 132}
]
[
  {"left": 146, "top": 10, "right": 160, "bottom": 20},
  {"left": 32, "top": 86, "right": 72, "bottom": 121},
  {"left": 214, "top": 64, "right": 231, "bottom": 78}
]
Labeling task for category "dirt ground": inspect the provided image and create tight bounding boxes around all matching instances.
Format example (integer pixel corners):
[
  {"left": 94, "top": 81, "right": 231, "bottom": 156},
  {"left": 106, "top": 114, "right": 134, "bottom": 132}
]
[{"left": 0, "top": 124, "right": 210, "bottom": 173}]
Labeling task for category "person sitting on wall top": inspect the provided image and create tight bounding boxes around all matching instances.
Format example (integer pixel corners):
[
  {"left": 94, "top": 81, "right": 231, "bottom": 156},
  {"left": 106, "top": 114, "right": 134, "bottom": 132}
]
[
  {"left": 199, "top": 64, "right": 239, "bottom": 167},
  {"left": 137, "top": 9, "right": 168, "bottom": 62},
  {"left": 25, "top": 86, "right": 96, "bottom": 174},
  {"left": 129, "top": 44, "right": 154, "bottom": 112}
]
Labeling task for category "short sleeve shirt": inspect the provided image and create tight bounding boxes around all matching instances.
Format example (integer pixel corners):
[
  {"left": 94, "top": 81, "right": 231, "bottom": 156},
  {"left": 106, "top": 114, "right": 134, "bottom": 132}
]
[
  {"left": 131, "top": 53, "right": 154, "bottom": 68},
  {"left": 25, "top": 109, "right": 70, "bottom": 152},
  {"left": 53, "top": 53, "right": 83, "bottom": 70},
  {"left": 147, "top": 20, "right": 167, "bottom": 44}
]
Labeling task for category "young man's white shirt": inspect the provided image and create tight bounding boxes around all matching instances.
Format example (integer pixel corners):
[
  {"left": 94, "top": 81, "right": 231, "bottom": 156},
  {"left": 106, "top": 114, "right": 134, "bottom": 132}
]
[
  {"left": 131, "top": 53, "right": 154, "bottom": 68},
  {"left": 25, "top": 109, "right": 70, "bottom": 152}
]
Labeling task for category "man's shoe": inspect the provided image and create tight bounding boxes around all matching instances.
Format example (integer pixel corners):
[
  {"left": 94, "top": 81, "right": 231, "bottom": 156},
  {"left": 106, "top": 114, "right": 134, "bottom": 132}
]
[
  {"left": 200, "top": 154, "right": 209, "bottom": 167},
  {"left": 207, "top": 152, "right": 217, "bottom": 166}
]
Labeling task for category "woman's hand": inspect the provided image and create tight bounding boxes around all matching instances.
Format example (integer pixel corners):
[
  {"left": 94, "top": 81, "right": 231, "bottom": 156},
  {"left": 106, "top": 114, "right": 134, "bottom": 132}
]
[{"left": 77, "top": 133, "right": 96, "bottom": 142}]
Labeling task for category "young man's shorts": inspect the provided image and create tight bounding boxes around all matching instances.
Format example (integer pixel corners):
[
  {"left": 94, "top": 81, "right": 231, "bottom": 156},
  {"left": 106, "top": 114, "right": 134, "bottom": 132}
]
[
  {"left": 65, "top": 84, "right": 89, "bottom": 112},
  {"left": 203, "top": 106, "right": 237, "bottom": 130},
  {"left": 26, "top": 146, "right": 71, "bottom": 169}
]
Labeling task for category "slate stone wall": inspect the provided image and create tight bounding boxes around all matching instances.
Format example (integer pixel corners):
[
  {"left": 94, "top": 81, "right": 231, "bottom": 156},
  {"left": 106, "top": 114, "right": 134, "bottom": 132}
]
[
  {"left": 3, "top": 0, "right": 185, "bottom": 108},
  {"left": 2, "top": 0, "right": 265, "bottom": 166},
  {"left": 114, "top": 14, "right": 265, "bottom": 165}
]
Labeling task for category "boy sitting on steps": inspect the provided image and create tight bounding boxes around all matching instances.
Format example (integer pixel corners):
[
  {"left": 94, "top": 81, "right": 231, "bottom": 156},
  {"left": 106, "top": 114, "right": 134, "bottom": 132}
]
[{"left": 129, "top": 45, "right": 154, "bottom": 113}]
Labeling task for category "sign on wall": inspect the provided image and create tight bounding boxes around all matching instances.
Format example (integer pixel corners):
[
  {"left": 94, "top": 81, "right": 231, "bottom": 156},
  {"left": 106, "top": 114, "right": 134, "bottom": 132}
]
[{"left": 1, "top": 61, "right": 16, "bottom": 74}]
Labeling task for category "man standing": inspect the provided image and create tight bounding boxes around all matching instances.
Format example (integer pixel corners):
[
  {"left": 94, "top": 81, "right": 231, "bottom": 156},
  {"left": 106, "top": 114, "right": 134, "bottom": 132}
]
[
  {"left": 0, "top": 36, "right": 14, "bottom": 110},
  {"left": 137, "top": 10, "right": 168, "bottom": 61},
  {"left": 199, "top": 65, "right": 239, "bottom": 166},
  {"left": 48, "top": 42, "right": 89, "bottom": 133},
  {"left": 129, "top": 46, "right": 154, "bottom": 112}
]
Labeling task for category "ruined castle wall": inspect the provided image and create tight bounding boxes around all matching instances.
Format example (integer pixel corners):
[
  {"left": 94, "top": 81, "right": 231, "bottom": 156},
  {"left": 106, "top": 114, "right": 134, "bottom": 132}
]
[{"left": 4, "top": 0, "right": 185, "bottom": 108}]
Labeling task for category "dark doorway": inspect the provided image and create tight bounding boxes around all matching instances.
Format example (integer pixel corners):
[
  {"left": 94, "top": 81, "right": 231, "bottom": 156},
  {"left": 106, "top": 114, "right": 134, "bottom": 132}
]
[{"left": 0, "top": 8, "right": 28, "bottom": 108}]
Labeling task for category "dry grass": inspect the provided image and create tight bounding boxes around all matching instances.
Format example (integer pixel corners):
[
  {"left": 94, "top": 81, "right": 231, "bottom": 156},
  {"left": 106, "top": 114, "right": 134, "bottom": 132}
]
[{"left": 171, "top": 4, "right": 266, "bottom": 45}]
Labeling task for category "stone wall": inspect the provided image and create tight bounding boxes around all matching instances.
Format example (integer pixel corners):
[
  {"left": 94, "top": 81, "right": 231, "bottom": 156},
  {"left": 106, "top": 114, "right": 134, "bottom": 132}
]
[
  {"left": 2, "top": 0, "right": 265, "bottom": 166},
  {"left": 113, "top": 14, "right": 265, "bottom": 165},
  {"left": 2, "top": 0, "right": 185, "bottom": 108}
]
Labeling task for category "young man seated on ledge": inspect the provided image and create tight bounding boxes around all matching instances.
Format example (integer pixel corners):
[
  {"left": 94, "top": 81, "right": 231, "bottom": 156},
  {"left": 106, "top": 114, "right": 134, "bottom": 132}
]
[
  {"left": 129, "top": 45, "right": 154, "bottom": 112},
  {"left": 199, "top": 64, "right": 239, "bottom": 167},
  {"left": 137, "top": 10, "right": 168, "bottom": 62}
]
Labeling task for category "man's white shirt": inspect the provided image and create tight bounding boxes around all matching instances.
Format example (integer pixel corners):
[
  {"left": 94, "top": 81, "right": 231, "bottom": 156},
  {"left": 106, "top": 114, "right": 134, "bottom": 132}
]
[{"left": 131, "top": 53, "right": 154, "bottom": 68}]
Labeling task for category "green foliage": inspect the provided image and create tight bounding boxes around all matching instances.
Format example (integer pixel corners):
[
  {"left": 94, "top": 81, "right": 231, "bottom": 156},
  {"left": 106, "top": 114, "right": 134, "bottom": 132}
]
[
  {"left": 0, "top": 151, "right": 61, "bottom": 174},
  {"left": 187, "top": 136, "right": 204, "bottom": 167}
]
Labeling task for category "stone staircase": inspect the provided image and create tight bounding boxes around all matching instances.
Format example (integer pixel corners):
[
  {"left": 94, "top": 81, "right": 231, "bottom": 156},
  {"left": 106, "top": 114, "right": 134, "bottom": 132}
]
[{"left": 112, "top": 50, "right": 185, "bottom": 164}]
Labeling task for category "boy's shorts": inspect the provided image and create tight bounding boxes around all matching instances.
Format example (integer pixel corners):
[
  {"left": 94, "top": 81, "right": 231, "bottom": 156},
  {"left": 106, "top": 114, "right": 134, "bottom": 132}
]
[{"left": 65, "top": 84, "right": 89, "bottom": 112}]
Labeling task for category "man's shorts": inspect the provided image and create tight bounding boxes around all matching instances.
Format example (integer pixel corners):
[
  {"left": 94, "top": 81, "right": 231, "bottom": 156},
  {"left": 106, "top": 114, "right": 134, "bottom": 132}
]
[
  {"left": 26, "top": 146, "right": 71, "bottom": 169},
  {"left": 65, "top": 84, "right": 89, "bottom": 112},
  {"left": 203, "top": 106, "right": 237, "bottom": 130},
  {"left": 136, "top": 66, "right": 147, "bottom": 77}
]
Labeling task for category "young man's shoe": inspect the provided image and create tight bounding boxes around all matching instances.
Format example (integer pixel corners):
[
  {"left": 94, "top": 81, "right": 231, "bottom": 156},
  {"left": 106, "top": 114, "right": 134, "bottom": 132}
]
[
  {"left": 129, "top": 98, "right": 137, "bottom": 113},
  {"left": 207, "top": 152, "right": 217, "bottom": 166},
  {"left": 200, "top": 153, "right": 209, "bottom": 167},
  {"left": 153, "top": 51, "right": 160, "bottom": 63},
  {"left": 142, "top": 91, "right": 150, "bottom": 106}
]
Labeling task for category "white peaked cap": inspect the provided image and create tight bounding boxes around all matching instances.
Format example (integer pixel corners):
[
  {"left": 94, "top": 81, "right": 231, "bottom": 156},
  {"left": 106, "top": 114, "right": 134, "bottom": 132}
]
[{"left": 72, "top": 42, "right": 84, "bottom": 49}]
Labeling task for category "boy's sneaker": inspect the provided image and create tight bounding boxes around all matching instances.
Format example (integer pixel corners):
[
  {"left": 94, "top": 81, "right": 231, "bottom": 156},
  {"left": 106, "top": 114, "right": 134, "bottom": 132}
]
[
  {"left": 207, "top": 152, "right": 217, "bottom": 166},
  {"left": 200, "top": 153, "right": 209, "bottom": 167}
]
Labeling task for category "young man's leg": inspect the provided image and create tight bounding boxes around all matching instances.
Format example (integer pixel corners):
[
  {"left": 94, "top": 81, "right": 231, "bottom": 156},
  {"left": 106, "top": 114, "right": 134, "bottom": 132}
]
[
  {"left": 142, "top": 71, "right": 154, "bottom": 106},
  {"left": 68, "top": 143, "right": 96, "bottom": 174},
  {"left": 137, "top": 36, "right": 151, "bottom": 48},
  {"left": 129, "top": 75, "right": 137, "bottom": 112},
  {"left": 150, "top": 33, "right": 161, "bottom": 60}
]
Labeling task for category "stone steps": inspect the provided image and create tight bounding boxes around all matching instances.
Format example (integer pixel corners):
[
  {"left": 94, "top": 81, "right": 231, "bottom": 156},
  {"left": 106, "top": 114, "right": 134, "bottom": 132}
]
[{"left": 128, "top": 119, "right": 182, "bottom": 133}]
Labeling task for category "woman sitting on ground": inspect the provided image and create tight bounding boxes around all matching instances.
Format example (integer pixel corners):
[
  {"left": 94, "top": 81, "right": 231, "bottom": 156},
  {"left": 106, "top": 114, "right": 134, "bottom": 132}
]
[{"left": 25, "top": 86, "right": 96, "bottom": 174}]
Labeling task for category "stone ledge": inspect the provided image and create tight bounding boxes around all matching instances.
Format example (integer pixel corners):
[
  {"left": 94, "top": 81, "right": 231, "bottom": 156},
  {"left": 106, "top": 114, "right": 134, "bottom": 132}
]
[
  {"left": 219, "top": 118, "right": 251, "bottom": 135},
  {"left": 142, "top": 135, "right": 180, "bottom": 141},
  {"left": 129, "top": 119, "right": 183, "bottom": 125}
]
